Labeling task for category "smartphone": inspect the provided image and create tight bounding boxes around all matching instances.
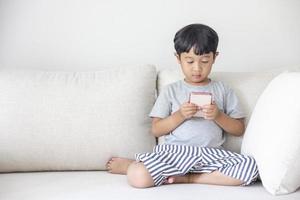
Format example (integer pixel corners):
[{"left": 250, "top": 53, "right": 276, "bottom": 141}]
[{"left": 189, "top": 92, "right": 212, "bottom": 117}]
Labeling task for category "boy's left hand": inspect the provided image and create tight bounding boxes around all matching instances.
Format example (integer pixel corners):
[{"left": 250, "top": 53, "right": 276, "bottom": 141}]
[{"left": 201, "top": 101, "right": 220, "bottom": 120}]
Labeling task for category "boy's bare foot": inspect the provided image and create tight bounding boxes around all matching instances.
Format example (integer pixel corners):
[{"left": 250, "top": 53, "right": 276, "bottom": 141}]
[
  {"left": 106, "top": 157, "right": 134, "bottom": 175},
  {"left": 166, "top": 172, "right": 243, "bottom": 186}
]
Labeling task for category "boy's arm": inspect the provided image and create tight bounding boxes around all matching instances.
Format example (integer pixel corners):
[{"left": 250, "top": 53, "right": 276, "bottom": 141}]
[
  {"left": 151, "top": 102, "right": 198, "bottom": 137},
  {"left": 202, "top": 103, "right": 245, "bottom": 136},
  {"left": 151, "top": 111, "right": 184, "bottom": 137},
  {"left": 214, "top": 112, "right": 245, "bottom": 136}
]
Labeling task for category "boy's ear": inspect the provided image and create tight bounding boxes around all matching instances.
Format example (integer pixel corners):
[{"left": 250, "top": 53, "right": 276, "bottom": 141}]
[
  {"left": 214, "top": 51, "right": 219, "bottom": 59},
  {"left": 174, "top": 52, "right": 181, "bottom": 64},
  {"left": 213, "top": 51, "right": 219, "bottom": 63}
]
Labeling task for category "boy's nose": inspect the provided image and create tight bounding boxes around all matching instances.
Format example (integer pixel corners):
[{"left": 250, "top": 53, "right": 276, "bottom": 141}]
[{"left": 193, "top": 64, "right": 202, "bottom": 71}]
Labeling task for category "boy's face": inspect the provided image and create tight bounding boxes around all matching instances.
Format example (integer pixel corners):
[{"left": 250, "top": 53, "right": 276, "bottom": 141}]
[{"left": 176, "top": 48, "right": 218, "bottom": 86}]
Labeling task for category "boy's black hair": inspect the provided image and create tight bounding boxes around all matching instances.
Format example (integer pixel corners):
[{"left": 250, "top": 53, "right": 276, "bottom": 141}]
[{"left": 174, "top": 23, "right": 219, "bottom": 56}]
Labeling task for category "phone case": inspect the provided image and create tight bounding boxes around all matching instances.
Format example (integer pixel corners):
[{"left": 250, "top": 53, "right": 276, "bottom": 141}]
[{"left": 189, "top": 92, "right": 212, "bottom": 117}]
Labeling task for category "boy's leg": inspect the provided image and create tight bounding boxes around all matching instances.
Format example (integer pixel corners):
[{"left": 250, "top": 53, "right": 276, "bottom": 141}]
[
  {"left": 167, "top": 171, "right": 243, "bottom": 186},
  {"left": 127, "top": 161, "right": 155, "bottom": 188},
  {"left": 106, "top": 157, "right": 135, "bottom": 175}
]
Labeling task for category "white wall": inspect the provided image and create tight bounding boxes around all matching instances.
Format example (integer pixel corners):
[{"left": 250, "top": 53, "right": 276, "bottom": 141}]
[{"left": 0, "top": 0, "right": 299, "bottom": 72}]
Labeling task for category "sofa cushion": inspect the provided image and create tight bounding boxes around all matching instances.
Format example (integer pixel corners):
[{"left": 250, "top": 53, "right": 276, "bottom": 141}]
[
  {"left": 1, "top": 171, "right": 300, "bottom": 200},
  {"left": 241, "top": 72, "right": 300, "bottom": 195},
  {"left": 0, "top": 66, "right": 156, "bottom": 172},
  {"left": 157, "top": 69, "right": 278, "bottom": 153}
]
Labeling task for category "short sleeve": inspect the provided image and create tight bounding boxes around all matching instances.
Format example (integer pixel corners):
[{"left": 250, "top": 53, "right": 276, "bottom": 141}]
[
  {"left": 224, "top": 86, "right": 246, "bottom": 119},
  {"left": 149, "top": 86, "right": 171, "bottom": 118}
]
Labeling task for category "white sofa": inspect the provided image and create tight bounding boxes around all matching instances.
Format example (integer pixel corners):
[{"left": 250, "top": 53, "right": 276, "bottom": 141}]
[{"left": 0, "top": 66, "right": 300, "bottom": 200}]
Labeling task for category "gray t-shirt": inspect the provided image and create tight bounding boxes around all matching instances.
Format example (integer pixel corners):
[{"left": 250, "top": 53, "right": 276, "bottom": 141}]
[{"left": 149, "top": 79, "right": 246, "bottom": 148}]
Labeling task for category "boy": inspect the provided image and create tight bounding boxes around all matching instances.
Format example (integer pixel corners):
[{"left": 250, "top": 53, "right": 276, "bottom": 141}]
[{"left": 106, "top": 23, "right": 258, "bottom": 188}]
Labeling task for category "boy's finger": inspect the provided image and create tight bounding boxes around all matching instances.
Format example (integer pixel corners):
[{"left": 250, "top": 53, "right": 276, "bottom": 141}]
[
  {"left": 202, "top": 104, "right": 211, "bottom": 109},
  {"left": 189, "top": 103, "right": 197, "bottom": 107},
  {"left": 187, "top": 108, "right": 198, "bottom": 112}
]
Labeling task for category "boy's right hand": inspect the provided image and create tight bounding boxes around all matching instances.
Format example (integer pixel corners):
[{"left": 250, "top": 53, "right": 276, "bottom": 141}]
[{"left": 179, "top": 102, "right": 198, "bottom": 119}]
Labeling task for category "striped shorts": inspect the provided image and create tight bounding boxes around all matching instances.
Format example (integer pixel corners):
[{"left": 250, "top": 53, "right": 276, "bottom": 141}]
[{"left": 135, "top": 144, "right": 259, "bottom": 186}]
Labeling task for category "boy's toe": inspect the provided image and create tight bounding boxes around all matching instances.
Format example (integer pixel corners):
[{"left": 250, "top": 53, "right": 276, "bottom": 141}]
[
  {"left": 167, "top": 177, "right": 175, "bottom": 184},
  {"left": 106, "top": 157, "right": 114, "bottom": 166},
  {"left": 105, "top": 161, "right": 112, "bottom": 170},
  {"left": 106, "top": 165, "right": 112, "bottom": 172}
]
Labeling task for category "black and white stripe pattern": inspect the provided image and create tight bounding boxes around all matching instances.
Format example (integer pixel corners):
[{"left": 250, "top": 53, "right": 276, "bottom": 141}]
[{"left": 135, "top": 144, "right": 258, "bottom": 186}]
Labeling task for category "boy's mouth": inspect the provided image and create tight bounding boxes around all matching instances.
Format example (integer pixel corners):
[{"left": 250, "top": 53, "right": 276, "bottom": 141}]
[{"left": 192, "top": 75, "right": 202, "bottom": 79}]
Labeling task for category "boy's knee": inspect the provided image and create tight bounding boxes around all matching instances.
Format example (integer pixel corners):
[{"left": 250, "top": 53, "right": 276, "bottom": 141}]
[{"left": 127, "top": 162, "right": 154, "bottom": 188}]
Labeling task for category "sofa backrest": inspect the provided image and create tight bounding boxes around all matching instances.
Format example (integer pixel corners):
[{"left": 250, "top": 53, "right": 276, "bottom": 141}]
[
  {"left": 0, "top": 66, "right": 157, "bottom": 172},
  {"left": 157, "top": 69, "right": 279, "bottom": 153}
]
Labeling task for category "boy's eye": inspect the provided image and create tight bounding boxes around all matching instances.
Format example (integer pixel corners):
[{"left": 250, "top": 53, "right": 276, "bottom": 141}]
[
  {"left": 187, "top": 61, "right": 194, "bottom": 64},
  {"left": 202, "top": 61, "right": 209, "bottom": 64}
]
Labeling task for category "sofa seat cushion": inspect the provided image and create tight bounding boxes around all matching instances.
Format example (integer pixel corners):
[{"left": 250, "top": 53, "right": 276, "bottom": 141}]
[{"left": 0, "top": 172, "right": 299, "bottom": 200}]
